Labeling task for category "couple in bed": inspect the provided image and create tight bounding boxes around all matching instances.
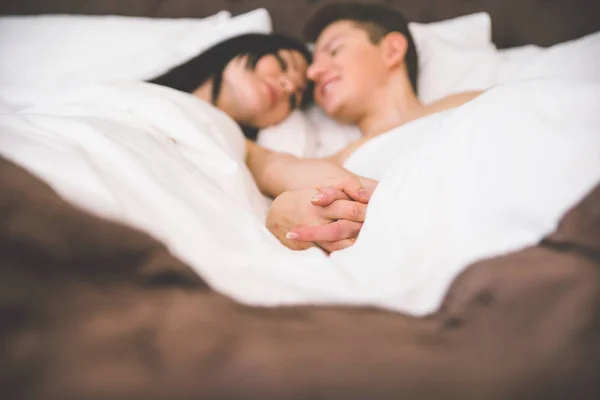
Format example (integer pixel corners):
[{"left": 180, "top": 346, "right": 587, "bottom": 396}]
[{"left": 152, "top": 2, "right": 481, "bottom": 253}]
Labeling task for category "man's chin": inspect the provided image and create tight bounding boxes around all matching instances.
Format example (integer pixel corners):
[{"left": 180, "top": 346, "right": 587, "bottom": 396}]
[{"left": 322, "top": 103, "right": 357, "bottom": 125}]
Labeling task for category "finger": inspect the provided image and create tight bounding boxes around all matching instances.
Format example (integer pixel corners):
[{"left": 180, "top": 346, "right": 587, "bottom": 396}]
[
  {"left": 321, "top": 200, "right": 367, "bottom": 222},
  {"left": 311, "top": 186, "right": 351, "bottom": 206},
  {"left": 317, "top": 238, "right": 357, "bottom": 253},
  {"left": 358, "top": 177, "right": 379, "bottom": 195},
  {"left": 334, "top": 176, "right": 370, "bottom": 204},
  {"left": 288, "top": 220, "right": 362, "bottom": 242}
]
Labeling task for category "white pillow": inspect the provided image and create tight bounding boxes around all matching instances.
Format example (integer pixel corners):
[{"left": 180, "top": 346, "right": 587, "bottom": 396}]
[
  {"left": 497, "top": 44, "right": 544, "bottom": 62},
  {"left": 259, "top": 12, "right": 497, "bottom": 157},
  {"left": 73, "top": 8, "right": 274, "bottom": 82},
  {"left": 0, "top": 9, "right": 273, "bottom": 110},
  {"left": 0, "top": 12, "right": 230, "bottom": 87},
  {"left": 257, "top": 110, "right": 318, "bottom": 158},
  {"left": 410, "top": 12, "right": 499, "bottom": 104},
  {"left": 496, "top": 31, "right": 600, "bottom": 85}
]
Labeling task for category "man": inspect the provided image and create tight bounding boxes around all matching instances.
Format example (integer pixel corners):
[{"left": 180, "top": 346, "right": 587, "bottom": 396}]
[{"left": 247, "top": 2, "right": 481, "bottom": 252}]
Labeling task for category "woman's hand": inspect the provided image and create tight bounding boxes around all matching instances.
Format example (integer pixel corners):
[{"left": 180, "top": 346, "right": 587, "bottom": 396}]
[{"left": 266, "top": 177, "right": 378, "bottom": 253}]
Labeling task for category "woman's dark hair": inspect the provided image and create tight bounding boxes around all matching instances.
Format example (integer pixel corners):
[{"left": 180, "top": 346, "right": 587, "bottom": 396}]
[
  {"left": 149, "top": 33, "right": 314, "bottom": 140},
  {"left": 304, "top": 2, "right": 419, "bottom": 96}
]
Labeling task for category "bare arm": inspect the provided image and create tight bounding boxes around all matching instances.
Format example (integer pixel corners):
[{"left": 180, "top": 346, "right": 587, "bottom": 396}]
[
  {"left": 246, "top": 140, "right": 356, "bottom": 198},
  {"left": 245, "top": 141, "right": 376, "bottom": 252}
]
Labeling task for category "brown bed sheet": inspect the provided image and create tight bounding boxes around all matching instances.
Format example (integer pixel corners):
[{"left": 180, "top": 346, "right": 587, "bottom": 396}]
[
  {"left": 1, "top": 0, "right": 599, "bottom": 48},
  {"left": 1, "top": 154, "right": 599, "bottom": 399}
]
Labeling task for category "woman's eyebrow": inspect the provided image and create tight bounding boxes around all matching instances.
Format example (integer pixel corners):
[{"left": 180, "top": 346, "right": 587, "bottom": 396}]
[
  {"left": 296, "top": 59, "right": 308, "bottom": 91},
  {"left": 290, "top": 52, "right": 299, "bottom": 71},
  {"left": 274, "top": 52, "right": 288, "bottom": 71},
  {"left": 287, "top": 52, "right": 307, "bottom": 91},
  {"left": 283, "top": 50, "right": 301, "bottom": 74}
]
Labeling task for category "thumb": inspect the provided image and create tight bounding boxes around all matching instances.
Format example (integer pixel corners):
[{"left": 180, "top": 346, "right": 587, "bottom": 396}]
[{"left": 310, "top": 186, "right": 351, "bottom": 206}]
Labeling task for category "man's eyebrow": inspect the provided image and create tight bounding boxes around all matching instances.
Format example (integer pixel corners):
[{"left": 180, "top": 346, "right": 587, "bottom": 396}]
[{"left": 315, "top": 34, "right": 346, "bottom": 53}]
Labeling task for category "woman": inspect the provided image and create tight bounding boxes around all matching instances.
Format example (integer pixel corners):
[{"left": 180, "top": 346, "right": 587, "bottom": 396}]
[
  {"left": 149, "top": 33, "right": 314, "bottom": 140},
  {"left": 151, "top": 33, "right": 370, "bottom": 254},
  {"left": 149, "top": 33, "right": 360, "bottom": 201}
]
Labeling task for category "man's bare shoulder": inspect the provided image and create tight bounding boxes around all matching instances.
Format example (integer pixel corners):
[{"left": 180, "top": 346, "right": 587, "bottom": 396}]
[
  {"left": 327, "top": 91, "right": 484, "bottom": 165},
  {"left": 425, "top": 90, "right": 484, "bottom": 115}
]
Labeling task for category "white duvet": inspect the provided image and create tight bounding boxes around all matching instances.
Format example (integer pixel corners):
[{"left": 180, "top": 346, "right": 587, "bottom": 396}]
[{"left": 1, "top": 78, "right": 599, "bottom": 315}]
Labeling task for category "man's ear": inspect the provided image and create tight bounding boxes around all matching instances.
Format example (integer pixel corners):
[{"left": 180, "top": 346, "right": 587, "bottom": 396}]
[{"left": 380, "top": 32, "right": 408, "bottom": 69}]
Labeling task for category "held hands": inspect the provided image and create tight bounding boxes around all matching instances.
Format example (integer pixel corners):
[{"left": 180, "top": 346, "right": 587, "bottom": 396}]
[{"left": 266, "top": 176, "right": 378, "bottom": 253}]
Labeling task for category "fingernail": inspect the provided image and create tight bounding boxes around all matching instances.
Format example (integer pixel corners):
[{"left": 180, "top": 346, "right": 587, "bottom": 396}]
[
  {"left": 286, "top": 232, "right": 299, "bottom": 240},
  {"left": 358, "top": 189, "right": 370, "bottom": 201},
  {"left": 311, "top": 193, "right": 325, "bottom": 202}
]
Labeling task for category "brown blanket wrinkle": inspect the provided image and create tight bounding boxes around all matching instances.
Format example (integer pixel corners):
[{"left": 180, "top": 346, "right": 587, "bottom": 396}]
[
  {"left": 0, "top": 156, "right": 207, "bottom": 288},
  {"left": 543, "top": 179, "right": 600, "bottom": 257},
  {"left": 1, "top": 155, "right": 599, "bottom": 400}
]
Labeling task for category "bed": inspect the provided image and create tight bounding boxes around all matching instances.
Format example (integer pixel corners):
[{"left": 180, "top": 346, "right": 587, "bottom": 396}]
[{"left": 1, "top": 1, "right": 600, "bottom": 399}]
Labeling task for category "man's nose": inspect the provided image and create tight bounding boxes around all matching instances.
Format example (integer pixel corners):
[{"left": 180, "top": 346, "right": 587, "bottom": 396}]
[{"left": 307, "top": 60, "right": 327, "bottom": 82}]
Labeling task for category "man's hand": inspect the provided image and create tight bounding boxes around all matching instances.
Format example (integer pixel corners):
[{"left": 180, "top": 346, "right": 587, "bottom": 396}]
[{"left": 266, "top": 177, "right": 378, "bottom": 253}]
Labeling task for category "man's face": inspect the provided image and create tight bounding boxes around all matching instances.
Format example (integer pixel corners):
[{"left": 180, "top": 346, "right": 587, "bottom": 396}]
[{"left": 307, "top": 21, "right": 387, "bottom": 123}]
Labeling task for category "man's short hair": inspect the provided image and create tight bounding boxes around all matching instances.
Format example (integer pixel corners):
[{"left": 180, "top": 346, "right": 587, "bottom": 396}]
[{"left": 304, "top": 2, "right": 419, "bottom": 95}]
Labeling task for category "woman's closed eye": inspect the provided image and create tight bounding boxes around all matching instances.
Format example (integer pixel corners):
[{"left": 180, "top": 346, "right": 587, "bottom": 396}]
[
  {"left": 273, "top": 51, "right": 307, "bottom": 109},
  {"left": 275, "top": 54, "right": 303, "bottom": 108},
  {"left": 275, "top": 53, "right": 289, "bottom": 72}
]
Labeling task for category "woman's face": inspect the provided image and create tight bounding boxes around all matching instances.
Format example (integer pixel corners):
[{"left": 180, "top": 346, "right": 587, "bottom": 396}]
[{"left": 219, "top": 49, "right": 309, "bottom": 128}]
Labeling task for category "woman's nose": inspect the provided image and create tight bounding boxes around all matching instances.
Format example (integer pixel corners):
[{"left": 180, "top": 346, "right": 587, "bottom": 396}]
[{"left": 279, "top": 75, "right": 297, "bottom": 94}]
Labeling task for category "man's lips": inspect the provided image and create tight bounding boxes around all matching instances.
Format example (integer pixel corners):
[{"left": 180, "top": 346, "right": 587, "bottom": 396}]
[{"left": 318, "top": 77, "right": 340, "bottom": 99}]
